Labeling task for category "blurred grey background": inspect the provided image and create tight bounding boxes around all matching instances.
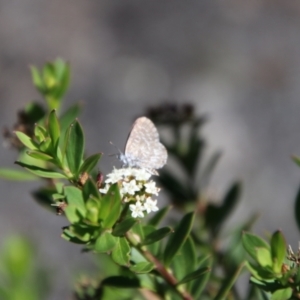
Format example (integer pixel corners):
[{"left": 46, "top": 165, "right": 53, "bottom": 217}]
[{"left": 1, "top": 0, "right": 300, "bottom": 298}]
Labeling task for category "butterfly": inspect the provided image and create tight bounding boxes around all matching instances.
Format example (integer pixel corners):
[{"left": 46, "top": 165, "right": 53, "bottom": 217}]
[{"left": 118, "top": 117, "right": 167, "bottom": 175}]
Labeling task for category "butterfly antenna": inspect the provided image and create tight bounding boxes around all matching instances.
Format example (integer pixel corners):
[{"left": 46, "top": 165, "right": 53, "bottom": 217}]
[
  {"left": 108, "top": 141, "right": 123, "bottom": 168},
  {"left": 108, "top": 141, "right": 122, "bottom": 157}
]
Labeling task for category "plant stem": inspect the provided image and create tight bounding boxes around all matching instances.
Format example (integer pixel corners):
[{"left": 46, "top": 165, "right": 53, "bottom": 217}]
[{"left": 126, "top": 231, "right": 194, "bottom": 300}]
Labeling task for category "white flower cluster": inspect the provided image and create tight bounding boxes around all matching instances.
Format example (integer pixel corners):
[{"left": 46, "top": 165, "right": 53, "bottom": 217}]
[{"left": 99, "top": 168, "right": 160, "bottom": 218}]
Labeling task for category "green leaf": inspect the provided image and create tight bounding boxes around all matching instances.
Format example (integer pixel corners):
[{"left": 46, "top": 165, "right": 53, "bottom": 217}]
[
  {"left": 199, "top": 150, "right": 222, "bottom": 188},
  {"left": 64, "top": 206, "right": 82, "bottom": 224},
  {"left": 256, "top": 247, "right": 273, "bottom": 268},
  {"left": 0, "top": 168, "right": 38, "bottom": 181},
  {"left": 191, "top": 256, "right": 213, "bottom": 298},
  {"left": 39, "top": 137, "right": 52, "bottom": 152},
  {"left": 242, "top": 232, "right": 270, "bottom": 261},
  {"left": 214, "top": 263, "right": 245, "bottom": 300},
  {"left": 52, "top": 193, "right": 65, "bottom": 200},
  {"left": 111, "top": 237, "right": 130, "bottom": 266},
  {"left": 15, "top": 161, "right": 66, "bottom": 179},
  {"left": 62, "top": 227, "right": 89, "bottom": 244},
  {"left": 292, "top": 155, "right": 300, "bottom": 168},
  {"left": 60, "top": 103, "right": 82, "bottom": 134},
  {"left": 85, "top": 197, "right": 100, "bottom": 224},
  {"left": 55, "top": 182, "right": 64, "bottom": 193},
  {"left": 64, "top": 186, "right": 86, "bottom": 219},
  {"left": 245, "top": 261, "right": 275, "bottom": 281},
  {"left": 177, "top": 267, "right": 210, "bottom": 285},
  {"left": 130, "top": 262, "right": 154, "bottom": 274},
  {"left": 249, "top": 276, "right": 279, "bottom": 292},
  {"left": 142, "top": 227, "right": 172, "bottom": 245},
  {"left": 53, "top": 58, "right": 66, "bottom": 81},
  {"left": 172, "top": 237, "right": 197, "bottom": 281},
  {"left": 205, "top": 182, "right": 241, "bottom": 235},
  {"left": 148, "top": 205, "right": 171, "bottom": 227},
  {"left": 223, "top": 213, "right": 258, "bottom": 268},
  {"left": 94, "top": 232, "right": 118, "bottom": 253},
  {"left": 56, "top": 147, "right": 63, "bottom": 164},
  {"left": 102, "top": 276, "right": 140, "bottom": 288},
  {"left": 246, "top": 282, "right": 272, "bottom": 299},
  {"left": 43, "top": 62, "right": 56, "bottom": 89},
  {"left": 71, "top": 225, "right": 93, "bottom": 242},
  {"left": 26, "top": 151, "right": 53, "bottom": 161},
  {"left": 271, "top": 288, "right": 293, "bottom": 300},
  {"left": 137, "top": 225, "right": 162, "bottom": 255},
  {"left": 15, "top": 131, "right": 38, "bottom": 150},
  {"left": 294, "top": 267, "right": 300, "bottom": 285},
  {"left": 172, "top": 121, "right": 204, "bottom": 177},
  {"left": 18, "top": 148, "right": 47, "bottom": 168},
  {"left": 48, "top": 110, "right": 60, "bottom": 151},
  {"left": 63, "top": 120, "right": 84, "bottom": 176},
  {"left": 34, "top": 124, "right": 47, "bottom": 142},
  {"left": 2, "top": 236, "right": 33, "bottom": 280},
  {"left": 82, "top": 178, "right": 101, "bottom": 201},
  {"left": 270, "top": 230, "right": 286, "bottom": 273},
  {"left": 131, "top": 222, "right": 144, "bottom": 240},
  {"left": 79, "top": 153, "right": 102, "bottom": 174},
  {"left": 222, "top": 182, "right": 241, "bottom": 215},
  {"left": 99, "top": 184, "right": 121, "bottom": 229},
  {"left": 163, "top": 212, "right": 195, "bottom": 266},
  {"left": 112, "top": 218, "right": 137, "bottom": 237},
  {"left": 53, "top": 59, "right": 70, "bottom": 99},
  {"left": 30, "top": 66, "right": 45, "bottom": 93}
]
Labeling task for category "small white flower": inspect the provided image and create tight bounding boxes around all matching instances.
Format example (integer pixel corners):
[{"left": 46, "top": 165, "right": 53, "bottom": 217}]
[
  {"left": 144, "top": 181, "right": 159, "bottom": 195},
  {"left": 120, "top": 186, "right": 127, "bottom": 196},
  {"left": 99, "top": 184, "right": 109, "bottom": 194},
  {"left": 115, "top": 167, "right": 126, "bottom": 176},
  {"left": 122, "top": 167, "right": 135, "bottom": 177},
  {"left": 122, "top": 179, "right": 140, "bottom": 195},
  {"left": 130, "top": 201, "right": 145, "bottom": 218},
  {"left": 133, "top": 168, "right": 151, "bottom": 181},
  {"left": 99, "top": 168, "right": 162, "bottom": 215},
  {"left": 105, "top": 171, "right": 123, "bottom": 184},
  {"left": 143, "top": 197, "right": 159, "bottom": 213}
]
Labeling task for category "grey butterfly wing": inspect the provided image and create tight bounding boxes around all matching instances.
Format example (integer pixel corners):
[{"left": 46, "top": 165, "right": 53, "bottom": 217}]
[{"left": 125, "top": 117, "right": 167, "bottom": 172}]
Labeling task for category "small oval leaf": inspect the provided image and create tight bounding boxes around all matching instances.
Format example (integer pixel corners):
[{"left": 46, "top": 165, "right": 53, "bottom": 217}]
[
  {"left": 111, "top": 237, "right": 131, "bottom": 266},
  {"left": 64, "top": 120, "right": 84, "bottom": 176},
  {"left": 15, "top": 131, "right": 38, "bottom": 150},
  {"left": 142, "top": 227, "right": 172, "bottom": 245},
  {"left": 15, "top": 161, "right": 66, "bottom": 179},
  {"left": 130, "top": 262, "right": 154, "bottom": 274},
  {"left": 271, "top": 230, "right": 286, "bottom": 273},
  {"left": 177, "top": 267, "right": 210, "bottom": 285},
  {"left": 99, "top": 184, "right": 121, "bottom": 229},
  {"left": 94, "top": 232, "right": 118, "bottom": 253},
  {"left": 112, "top": 218, "right": 137, "bottom": 237},
  {"left": 163, "top": 212, "right": 195, "bottom": 266},
  {"left": 271, "top": 287, "right": 293, "bottom": 300},
  {"left": 79, "top": 153, "right": 102, "bottom": 174},
  {"left": 242, "top": 232, "right": 270, "bottom": 261},
  {"left": 27, "top": 151, "right": 53, "bottom": 161},
  {"left": 148, "top": 206, "right": 171, "bottom": 227},
  {"left": 48, "top": 110, "right": 60, "bottom": 150},
  {"left": 0, "top": 168, "right": 38, "bottom": 181}
]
